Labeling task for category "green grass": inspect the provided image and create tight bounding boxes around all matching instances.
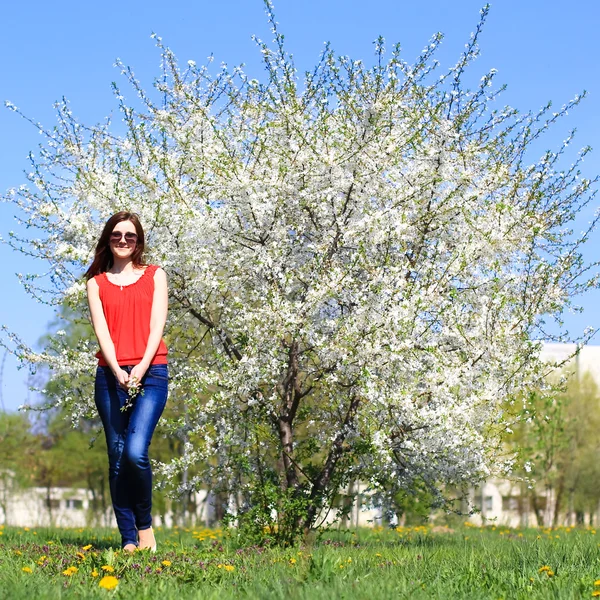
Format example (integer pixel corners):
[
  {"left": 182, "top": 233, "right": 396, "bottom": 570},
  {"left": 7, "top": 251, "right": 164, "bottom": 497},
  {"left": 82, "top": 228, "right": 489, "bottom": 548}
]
[{"left": 0, "top": 523, "right": 599, "bottom": 599}]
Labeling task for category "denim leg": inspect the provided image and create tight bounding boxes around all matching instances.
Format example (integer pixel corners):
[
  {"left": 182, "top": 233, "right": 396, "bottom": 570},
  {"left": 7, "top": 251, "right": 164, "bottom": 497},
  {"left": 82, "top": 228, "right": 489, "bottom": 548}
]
[
  {"left": 122, "top": 364, "right": 168, "bottom": 531},
  {"left": 94, "top": 366, "right": 138, "bottom": 548}
]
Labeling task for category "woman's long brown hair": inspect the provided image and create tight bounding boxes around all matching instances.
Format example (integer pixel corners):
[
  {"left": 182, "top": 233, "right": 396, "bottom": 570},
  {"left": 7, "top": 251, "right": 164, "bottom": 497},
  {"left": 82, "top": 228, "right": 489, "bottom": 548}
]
[{"left": 85, "top": 212, "right": 146, "bottom": 280}]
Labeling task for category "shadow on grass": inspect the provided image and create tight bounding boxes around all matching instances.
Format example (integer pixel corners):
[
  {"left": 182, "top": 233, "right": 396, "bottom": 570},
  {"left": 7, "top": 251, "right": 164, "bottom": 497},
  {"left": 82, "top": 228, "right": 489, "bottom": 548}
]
[{"left": 1, "top": 526, "right": 121, "bottom": 550}]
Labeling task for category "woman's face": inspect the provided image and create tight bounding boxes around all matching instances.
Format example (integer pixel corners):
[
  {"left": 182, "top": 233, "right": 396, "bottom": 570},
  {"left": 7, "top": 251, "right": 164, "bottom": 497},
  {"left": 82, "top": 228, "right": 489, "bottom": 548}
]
[{"left": 109, "top": 220, "right": 138, "bottom": 260}]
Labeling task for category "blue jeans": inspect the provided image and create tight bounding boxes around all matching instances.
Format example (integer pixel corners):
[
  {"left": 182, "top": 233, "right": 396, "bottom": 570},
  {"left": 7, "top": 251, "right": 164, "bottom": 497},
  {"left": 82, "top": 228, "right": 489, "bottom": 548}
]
[{"left": 94, "top": 364, "right": 168, "bottom": 548}]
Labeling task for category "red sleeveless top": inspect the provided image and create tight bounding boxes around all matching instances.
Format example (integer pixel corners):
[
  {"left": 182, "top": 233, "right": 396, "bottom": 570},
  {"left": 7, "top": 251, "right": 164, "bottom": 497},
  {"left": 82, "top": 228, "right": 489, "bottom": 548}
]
[{"left": 94, "top": 264, "right": 168, "bottom": 366}]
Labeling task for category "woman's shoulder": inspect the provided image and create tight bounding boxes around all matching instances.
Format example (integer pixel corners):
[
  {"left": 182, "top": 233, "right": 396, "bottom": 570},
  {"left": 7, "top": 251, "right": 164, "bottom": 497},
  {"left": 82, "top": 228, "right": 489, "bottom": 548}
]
[
  {"left": 87, "top": 274, "right": 102, "bottom": 289},
  {"left": 145, "top": 264, "right": 164, "bottom": 274},
  {"left": 145, "top": 264, "right": 167, "bottom": 281}
]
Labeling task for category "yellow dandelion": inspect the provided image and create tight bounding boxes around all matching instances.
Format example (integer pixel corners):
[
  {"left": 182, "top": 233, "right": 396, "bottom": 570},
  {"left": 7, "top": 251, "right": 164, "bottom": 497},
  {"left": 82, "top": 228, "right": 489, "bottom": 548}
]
[
  {"left": 161, "top": 560, "right": 171, "bottom": 567},
  {"left": 592, "top": 592, "right": 600, "bottom": 598},
  {"left": 538, "top": 565, "right": 551, "bottom": 573},
  {"left": 224, "top": 565, "right": 235, "bottom": 572},
  {"left": 91, "top": 570, "right": 99, "bottom": 577},
  {"left": 62, "top": 566, "right": 78, "bottom": 576},
  {"left": 347, "top": 558, "right": 352, "bottom": 563},
  {"left": 24, "top": 527, "right": 30, "bottom": 531},
  {"left": 339, "top": 564, "right": 344, "bottom": 569},
  {"left": 289, "top": 558, "right": 297, "bottom": 565},
  {"left": 22, "top": 566, "right": 33, "bottom": 573},
  {"left": 82, "top": 544, "right": 93, "bottom": 551},
  {"left": 98, "top": 575, "right": 119, "bottom": 590},
  {"left": 594, "top": 580, "right": 600, "bottom": 586},
  {"left": 76, "top": 552, "right": 86, "bottom": 561},
  {"left": 101, "top": 565, "right": 114, "bottom": 572},
  {"left": 14, "top": 550, "right": 22, "bottom": 556},
  {"left": 217, "top": 564, "right": 223, "bottom": 569}
]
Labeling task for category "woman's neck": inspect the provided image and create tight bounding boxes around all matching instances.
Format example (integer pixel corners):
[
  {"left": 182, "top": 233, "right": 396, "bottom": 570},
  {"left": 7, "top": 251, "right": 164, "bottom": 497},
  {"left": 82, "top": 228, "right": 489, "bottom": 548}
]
[{"left": 109, "top": 257, "right": 135, "bottom": 274}]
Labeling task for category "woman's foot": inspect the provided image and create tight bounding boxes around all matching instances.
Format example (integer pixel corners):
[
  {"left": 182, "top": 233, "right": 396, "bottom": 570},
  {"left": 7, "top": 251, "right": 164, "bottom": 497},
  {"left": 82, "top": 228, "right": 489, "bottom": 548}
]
[
  {"left": 123, "top": 543, "right": 137, "bottom": 553},
  {"left": 138, "top": 527, "right": 156, "bottom": 552}
]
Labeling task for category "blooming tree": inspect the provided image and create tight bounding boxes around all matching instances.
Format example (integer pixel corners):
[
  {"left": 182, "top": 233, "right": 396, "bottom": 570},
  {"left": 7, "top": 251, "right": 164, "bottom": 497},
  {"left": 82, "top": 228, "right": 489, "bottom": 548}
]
[{"left": 2, "top": 5, "right": 598, "bottom": 539}]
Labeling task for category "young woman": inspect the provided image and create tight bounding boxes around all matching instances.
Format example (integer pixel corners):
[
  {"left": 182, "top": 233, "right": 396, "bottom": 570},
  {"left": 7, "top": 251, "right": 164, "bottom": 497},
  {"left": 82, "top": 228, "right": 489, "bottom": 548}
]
[{"left": 85, "top": 211, "right": 168, "bottom": 552}]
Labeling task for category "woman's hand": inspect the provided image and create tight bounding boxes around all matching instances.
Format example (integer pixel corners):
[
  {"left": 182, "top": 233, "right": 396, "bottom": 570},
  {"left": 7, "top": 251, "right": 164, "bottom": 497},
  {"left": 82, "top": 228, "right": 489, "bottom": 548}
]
[
  {"left": 129, "top": 363, "right": 149, "bottom": 390},
  {"left": 113, "top": 368, "right": 130, "bottom": 390}
]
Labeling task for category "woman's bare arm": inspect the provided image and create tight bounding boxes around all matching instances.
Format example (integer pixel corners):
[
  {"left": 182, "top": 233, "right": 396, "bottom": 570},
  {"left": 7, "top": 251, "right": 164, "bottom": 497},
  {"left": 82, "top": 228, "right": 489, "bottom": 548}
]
[{"left": 130, "top": 267, "right": 168, "bottom": 382}]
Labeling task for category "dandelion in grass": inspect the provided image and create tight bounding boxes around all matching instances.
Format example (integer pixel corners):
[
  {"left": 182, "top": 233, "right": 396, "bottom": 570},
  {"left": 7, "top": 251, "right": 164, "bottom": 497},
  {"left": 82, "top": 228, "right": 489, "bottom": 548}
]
[
  {"left": 98, "top": 575, "right": 119, "bottom": 590},
  {"left": 592, "top": 592, "right": 600, "bottom": 598},
  {"left": 22, "top": 567, "right": 32, "bottom": 573},
  {"left": 63, "top": 566, "right": 78, "bottom": 576},
  {"left": 161, "top": 560, "right": 171, "bottom": 567},
  {"left": 595, "top": 580, "right": 600, "bottom": 586},
  {"left": 91, "top": 570, "right": 99, "bottom": 577},
  {"left": 82, "top": 544, "right": 93, "bottom": 551},
  {"left": 101, "top": 565, "right": 114, "bottom": 572}
]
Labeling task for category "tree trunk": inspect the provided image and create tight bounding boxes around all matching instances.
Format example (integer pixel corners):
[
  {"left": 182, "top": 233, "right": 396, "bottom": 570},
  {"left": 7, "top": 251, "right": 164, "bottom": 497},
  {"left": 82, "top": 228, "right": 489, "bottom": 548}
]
[
  {"left": 552, "top": 478, "right": 564, "bottom": 528},
  {"left": 303, "top": 394, "right": 361, "bottom": 531},
  {"left": 531, "top": 493, "right": 545, "bottom": 527},
  {"left": 46, "top": 483, "right": 53, "bottom": 526},
  {"left": 277, "top": 340, "right": 301, "bottom": 491}
]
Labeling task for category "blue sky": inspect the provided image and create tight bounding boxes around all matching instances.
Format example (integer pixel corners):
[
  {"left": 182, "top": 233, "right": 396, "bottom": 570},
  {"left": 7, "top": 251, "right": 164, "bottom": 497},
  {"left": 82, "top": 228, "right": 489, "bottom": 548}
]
[{"left": 1, "top": 0, "right": 599, "bottom": 411}]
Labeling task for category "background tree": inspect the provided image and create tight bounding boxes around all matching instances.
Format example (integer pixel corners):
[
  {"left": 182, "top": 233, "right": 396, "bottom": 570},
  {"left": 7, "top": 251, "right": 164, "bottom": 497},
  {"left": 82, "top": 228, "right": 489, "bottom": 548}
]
[
  {"left": 1, "top": 4, "right": 598, "bottom": 541},
  {"left": 0, "top": 412, "right": 37, "bottom": 524},
  {"left": 508, "top": 370, "right": 600, "bottom": 527}
]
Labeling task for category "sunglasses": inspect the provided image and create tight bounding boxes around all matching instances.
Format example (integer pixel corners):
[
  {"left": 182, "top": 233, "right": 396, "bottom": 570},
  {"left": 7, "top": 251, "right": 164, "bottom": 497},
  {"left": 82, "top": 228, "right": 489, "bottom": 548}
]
[{"left": 110, "top": 232, "right": 138, "bottom": 244}]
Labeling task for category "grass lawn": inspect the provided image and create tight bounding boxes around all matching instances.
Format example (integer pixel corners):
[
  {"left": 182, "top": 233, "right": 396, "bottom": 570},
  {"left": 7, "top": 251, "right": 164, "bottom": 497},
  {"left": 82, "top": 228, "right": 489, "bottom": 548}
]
[{"left": 0, "top": 522, "right": 599, "bottom": 599}]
